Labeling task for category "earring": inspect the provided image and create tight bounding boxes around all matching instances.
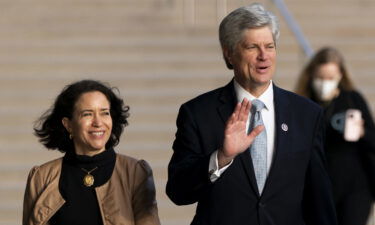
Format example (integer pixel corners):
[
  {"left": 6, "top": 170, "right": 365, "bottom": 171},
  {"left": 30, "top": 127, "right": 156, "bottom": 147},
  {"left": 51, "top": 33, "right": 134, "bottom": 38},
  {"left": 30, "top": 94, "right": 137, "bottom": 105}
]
[{"left": 69, "top": 134, "right": 73, "bottom": 140}]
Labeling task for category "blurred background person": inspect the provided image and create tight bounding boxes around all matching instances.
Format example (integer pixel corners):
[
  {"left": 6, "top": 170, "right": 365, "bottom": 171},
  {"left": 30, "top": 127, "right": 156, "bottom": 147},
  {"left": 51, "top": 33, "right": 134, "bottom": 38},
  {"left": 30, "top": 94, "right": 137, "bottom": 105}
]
[
  {"left": 295, "top": 47, "right": 375, "bottom": 225},
  {"left": 23, "top": 80, "right": 160, "bottom": 225}
]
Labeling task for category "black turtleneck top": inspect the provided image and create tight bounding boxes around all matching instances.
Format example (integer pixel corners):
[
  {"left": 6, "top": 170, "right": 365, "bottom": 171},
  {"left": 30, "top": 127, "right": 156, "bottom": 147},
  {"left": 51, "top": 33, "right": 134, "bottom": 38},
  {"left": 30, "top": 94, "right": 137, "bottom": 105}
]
[{"left": 49, "top": 148, "right": 116, "bottom": 225}]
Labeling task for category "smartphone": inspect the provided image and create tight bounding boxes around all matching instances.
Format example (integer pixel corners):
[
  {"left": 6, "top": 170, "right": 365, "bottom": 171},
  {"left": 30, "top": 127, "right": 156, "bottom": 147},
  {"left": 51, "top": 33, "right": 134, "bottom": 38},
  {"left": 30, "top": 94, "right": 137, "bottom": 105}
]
[{"left": 344, "top": 109, "right": 362, "bottom": 142}]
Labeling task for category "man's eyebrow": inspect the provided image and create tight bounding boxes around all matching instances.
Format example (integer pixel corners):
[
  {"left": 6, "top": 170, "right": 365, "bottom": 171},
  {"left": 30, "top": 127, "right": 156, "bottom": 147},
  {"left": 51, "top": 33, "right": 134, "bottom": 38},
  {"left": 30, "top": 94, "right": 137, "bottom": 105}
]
[{"left": 79, "top": 109, "right": 93, "bottom": 113}]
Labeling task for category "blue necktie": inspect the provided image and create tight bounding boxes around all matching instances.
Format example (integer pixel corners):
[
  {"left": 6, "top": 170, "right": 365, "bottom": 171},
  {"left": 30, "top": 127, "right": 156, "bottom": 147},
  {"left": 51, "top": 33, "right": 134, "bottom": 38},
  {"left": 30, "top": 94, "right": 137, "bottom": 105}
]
[{"left": 249, "top": 99, "right": 267, "bottom": 194}]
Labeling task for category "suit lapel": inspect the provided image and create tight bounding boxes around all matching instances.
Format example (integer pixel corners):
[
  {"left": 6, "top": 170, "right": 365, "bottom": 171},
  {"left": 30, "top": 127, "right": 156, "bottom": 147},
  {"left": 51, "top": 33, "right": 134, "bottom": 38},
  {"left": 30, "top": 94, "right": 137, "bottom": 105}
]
[
  {"left": 239, "top": 150, "right": 261, "bottom": 196},
  {"left": 217, "top": 80, "right": 260, "bottom": 196},
  {"left": 262, "top": 85, "right": 292, "bottom": 195},
  {"left": 217, "top": 80, "right": 236, "bottom": 124}
]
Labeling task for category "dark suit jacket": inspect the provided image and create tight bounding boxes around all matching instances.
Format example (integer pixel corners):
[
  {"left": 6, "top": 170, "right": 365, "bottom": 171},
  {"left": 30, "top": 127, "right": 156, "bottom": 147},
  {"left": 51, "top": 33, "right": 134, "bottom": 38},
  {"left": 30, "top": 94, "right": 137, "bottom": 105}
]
[{"left": 166, "top": 81, "right": 337, "bottom": 225}]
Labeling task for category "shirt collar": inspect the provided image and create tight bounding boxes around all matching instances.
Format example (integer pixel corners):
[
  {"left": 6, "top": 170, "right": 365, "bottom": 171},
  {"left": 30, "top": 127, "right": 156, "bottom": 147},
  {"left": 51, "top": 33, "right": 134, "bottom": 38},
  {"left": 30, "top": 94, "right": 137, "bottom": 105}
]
[{"left": 233, "top": 79, "right": 274, "bottom": 111}]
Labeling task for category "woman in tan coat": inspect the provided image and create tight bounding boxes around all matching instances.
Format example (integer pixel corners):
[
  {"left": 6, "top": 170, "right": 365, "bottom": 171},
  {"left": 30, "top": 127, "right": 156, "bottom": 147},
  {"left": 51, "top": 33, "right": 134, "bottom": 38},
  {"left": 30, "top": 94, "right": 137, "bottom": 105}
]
[{"left": 23, "top": 80, "right": 160, "bottom": 225}]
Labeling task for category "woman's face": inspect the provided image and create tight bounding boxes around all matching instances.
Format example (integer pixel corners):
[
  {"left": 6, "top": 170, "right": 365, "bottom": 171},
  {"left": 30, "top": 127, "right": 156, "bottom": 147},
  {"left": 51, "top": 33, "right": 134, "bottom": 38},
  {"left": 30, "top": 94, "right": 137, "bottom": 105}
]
[
  {"left": 312, "top": 62, "right": 342, "bottom": 101},
  {"left": 314, "top": 62, "right": 342, "bottom": 81},
  {"left": 63, "top": 91, "right": 113, "bottom": 156}
]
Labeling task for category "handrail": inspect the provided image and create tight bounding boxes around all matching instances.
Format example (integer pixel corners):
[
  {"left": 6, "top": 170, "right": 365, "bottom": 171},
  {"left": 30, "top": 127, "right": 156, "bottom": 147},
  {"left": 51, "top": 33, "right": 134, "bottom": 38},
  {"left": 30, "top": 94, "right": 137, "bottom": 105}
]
[{"left": 271, "top": 0, "right": 314, "bottom": 57}]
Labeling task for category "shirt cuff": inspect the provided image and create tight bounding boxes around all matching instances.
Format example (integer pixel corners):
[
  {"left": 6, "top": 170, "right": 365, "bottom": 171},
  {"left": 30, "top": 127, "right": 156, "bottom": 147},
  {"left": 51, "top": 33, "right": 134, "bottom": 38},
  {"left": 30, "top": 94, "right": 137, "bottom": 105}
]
[{"left": 208, "top": 150, "right": 233, "bottom": 182}]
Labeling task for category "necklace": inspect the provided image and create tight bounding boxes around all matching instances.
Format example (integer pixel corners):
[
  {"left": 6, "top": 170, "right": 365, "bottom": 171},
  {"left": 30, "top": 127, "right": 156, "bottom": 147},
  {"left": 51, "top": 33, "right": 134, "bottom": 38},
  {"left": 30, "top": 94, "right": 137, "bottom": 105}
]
[{"left": 81, "top": 166, "right": 98, "bottom": 187}]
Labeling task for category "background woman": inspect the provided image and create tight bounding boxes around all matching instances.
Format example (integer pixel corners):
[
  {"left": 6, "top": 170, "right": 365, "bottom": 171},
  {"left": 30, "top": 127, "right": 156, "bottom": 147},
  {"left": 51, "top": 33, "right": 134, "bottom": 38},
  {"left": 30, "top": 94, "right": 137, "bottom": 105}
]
[
  {"left": 295, "top": 47, "right": 375, "bottom": 225},
  {"left": 23, "top": 79, "right": 160, "bottom": 225}
]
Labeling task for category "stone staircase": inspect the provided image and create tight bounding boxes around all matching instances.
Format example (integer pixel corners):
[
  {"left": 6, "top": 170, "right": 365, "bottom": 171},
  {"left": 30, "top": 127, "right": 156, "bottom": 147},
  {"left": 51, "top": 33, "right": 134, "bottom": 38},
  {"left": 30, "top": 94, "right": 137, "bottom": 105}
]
[{"left": 0, "top": 0, "right": 374, "bottom": 224}]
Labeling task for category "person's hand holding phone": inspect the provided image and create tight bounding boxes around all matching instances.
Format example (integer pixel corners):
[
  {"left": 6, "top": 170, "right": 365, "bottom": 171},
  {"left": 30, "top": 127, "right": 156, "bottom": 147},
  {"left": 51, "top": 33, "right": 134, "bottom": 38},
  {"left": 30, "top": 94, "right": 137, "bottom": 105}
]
[{"left": 344, "top": 109, "right": 364, "bottom": 142}]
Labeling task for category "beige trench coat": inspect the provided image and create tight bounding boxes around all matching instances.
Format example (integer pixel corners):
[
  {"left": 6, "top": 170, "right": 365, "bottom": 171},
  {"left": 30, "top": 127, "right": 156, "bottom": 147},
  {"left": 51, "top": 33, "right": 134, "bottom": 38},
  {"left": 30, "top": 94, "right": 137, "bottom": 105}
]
[{"left": 23, "top": 153, "right": 160, "bottom": 225}]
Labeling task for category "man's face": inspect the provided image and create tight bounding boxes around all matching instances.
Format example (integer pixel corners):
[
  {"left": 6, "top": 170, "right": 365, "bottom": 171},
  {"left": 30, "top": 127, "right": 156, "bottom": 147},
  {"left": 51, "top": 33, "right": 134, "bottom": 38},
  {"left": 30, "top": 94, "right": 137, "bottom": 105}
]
[{"left": 228, "top": 26, "right": 276, "bottom": 93}]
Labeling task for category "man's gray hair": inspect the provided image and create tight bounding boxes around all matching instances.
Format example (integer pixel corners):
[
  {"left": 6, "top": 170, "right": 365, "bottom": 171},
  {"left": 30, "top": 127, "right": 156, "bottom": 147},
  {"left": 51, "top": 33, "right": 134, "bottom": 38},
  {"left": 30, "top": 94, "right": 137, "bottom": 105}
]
[{"left": 219, "top": 3, "right": 279, "bottom": 69}]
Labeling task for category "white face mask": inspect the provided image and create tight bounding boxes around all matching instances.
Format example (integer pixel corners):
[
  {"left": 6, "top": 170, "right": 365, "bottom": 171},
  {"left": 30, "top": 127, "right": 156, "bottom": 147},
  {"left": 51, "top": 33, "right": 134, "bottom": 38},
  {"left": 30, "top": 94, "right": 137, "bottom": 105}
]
[{"left": 312, "top": 78, "right": 339, "bottom": 101}]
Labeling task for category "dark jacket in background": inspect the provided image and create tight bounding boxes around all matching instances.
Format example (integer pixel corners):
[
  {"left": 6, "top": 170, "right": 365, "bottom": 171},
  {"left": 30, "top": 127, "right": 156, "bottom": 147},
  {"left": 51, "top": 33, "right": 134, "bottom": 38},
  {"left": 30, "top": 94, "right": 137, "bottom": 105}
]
[{"left": 319, "top": 90, "right": 375, "bottom": 225}]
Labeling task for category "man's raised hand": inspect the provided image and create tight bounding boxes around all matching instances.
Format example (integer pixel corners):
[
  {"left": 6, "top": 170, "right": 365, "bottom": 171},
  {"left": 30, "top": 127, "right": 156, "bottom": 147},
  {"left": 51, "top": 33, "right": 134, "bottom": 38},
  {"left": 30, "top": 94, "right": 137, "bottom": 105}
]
[{"left": 218, "top": 98, "right": 264, "bottom": 168}]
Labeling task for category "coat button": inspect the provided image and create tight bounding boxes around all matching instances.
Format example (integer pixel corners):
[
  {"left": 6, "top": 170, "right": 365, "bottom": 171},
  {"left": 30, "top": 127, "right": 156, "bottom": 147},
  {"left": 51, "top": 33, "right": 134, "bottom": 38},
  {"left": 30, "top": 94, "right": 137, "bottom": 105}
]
[{"left": 258, "top": 202, "right": 265, "bottom": 208}]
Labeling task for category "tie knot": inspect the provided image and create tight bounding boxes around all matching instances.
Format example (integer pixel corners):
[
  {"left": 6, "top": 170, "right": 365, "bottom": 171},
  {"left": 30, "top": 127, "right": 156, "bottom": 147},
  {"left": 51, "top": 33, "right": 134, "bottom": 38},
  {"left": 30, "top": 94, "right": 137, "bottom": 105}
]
[{"left": 251, "top": 99, "right": 265, "bottom": 112}]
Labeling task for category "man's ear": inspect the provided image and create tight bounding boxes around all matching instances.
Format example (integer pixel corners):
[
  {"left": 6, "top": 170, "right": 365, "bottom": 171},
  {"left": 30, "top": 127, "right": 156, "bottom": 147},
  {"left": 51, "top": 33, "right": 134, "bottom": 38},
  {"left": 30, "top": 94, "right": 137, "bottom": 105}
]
[
  {"left": 62, "top": 117, "right": 72, "bottom": 134},
  {"left": 222, "top": 48, "right": 234, "bottom": 70},
  {"left": 223, "top": 48, "right": 233, "bottom": 65}
]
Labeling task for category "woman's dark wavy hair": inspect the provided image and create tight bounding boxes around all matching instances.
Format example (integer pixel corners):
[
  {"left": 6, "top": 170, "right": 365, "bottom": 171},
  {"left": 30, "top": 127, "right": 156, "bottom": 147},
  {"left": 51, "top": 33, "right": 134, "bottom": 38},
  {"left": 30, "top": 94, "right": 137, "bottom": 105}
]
[{"left": 34, "top": 79, "right": 130, "bottom": 153}]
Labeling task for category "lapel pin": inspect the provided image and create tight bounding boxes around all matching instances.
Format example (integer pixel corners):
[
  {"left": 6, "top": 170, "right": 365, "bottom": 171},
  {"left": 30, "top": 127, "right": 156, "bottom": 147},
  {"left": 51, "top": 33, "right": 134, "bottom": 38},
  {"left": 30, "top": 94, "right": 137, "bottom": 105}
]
[{"left": 281, "top": 123, "right": 288, "bottom": 132}]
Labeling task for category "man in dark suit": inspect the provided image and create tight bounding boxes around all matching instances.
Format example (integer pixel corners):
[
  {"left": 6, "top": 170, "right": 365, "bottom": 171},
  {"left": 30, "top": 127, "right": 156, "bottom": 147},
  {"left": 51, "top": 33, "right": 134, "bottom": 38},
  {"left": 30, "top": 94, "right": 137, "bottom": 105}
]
[{"left": 166, "top": 3, "right": 337, "bottom": 225}]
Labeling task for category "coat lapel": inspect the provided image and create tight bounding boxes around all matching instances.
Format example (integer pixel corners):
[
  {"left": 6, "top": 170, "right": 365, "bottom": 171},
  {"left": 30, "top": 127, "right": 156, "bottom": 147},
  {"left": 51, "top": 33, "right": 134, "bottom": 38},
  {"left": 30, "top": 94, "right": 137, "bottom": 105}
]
[
  {"left": 217, "top": 80, "right": 260, "bottom": 196},
  {"left": 262, "top": 85, "right": 292, "bottom": 195},
  {"left": 217, "top": 80, "right": 236, "bottom": 124},
  {"left": 31, "top": 159, "right": 65, "bottom": 224},
  {"left": 239, "top": 150, "right": 261, "bottom": 196}
]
